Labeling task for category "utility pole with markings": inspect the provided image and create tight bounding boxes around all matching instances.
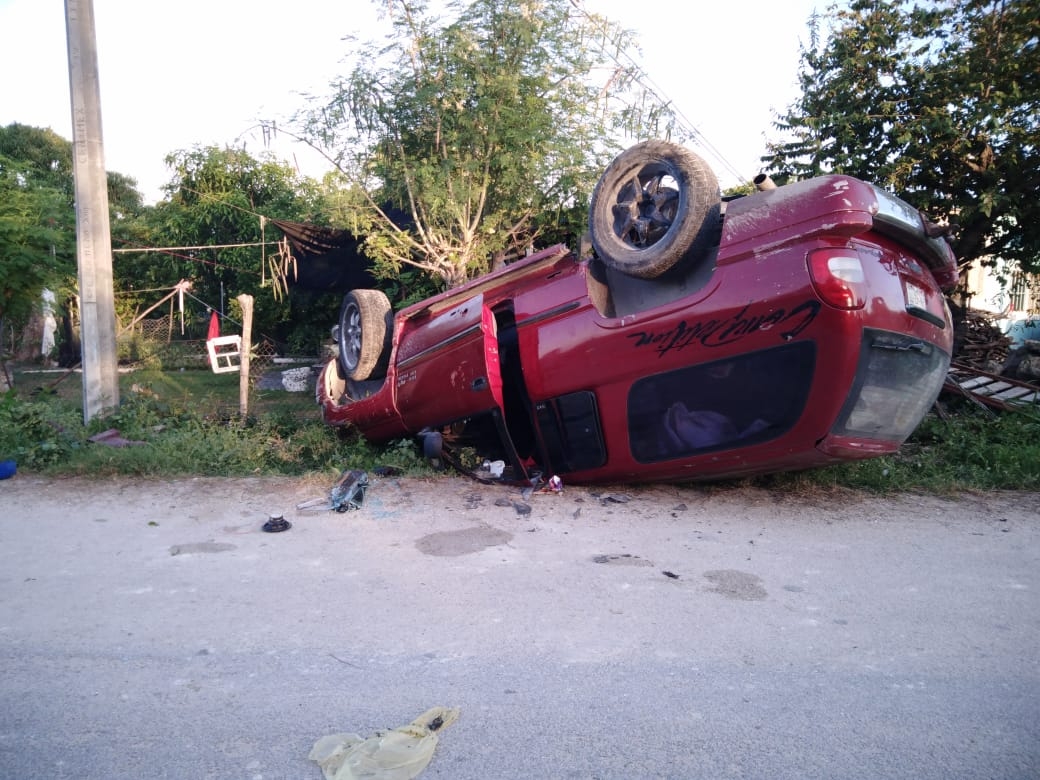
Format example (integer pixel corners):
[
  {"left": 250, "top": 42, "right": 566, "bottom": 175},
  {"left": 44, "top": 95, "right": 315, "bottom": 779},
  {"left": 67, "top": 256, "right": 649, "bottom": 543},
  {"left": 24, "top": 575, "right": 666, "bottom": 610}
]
[{"left": 65, "top": 0, "right": 120, "bottom": 422}]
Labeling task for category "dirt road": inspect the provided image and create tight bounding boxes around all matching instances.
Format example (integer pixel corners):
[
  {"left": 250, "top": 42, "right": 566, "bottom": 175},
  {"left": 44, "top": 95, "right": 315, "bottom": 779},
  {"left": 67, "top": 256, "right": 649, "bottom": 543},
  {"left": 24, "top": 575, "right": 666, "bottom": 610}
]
[{"left": 1, "top": 475, "right": 1037, "bottom": 779}]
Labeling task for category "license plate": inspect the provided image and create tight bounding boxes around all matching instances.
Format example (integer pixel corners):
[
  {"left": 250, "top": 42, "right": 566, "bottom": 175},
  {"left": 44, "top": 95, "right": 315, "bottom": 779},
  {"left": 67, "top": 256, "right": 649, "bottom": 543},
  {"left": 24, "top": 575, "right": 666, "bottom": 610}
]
[{"left": 905, "top": 283, "right": 926, "bottom": 310}]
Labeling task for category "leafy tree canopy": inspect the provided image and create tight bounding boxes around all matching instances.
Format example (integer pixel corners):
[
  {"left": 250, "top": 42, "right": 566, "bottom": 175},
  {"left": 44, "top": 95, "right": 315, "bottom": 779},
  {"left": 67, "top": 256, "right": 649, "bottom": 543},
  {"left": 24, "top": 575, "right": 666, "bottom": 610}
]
[
  {"left": 0, "top": 123, "right": 74, "bottom": 195},
  {"left": 124, "top": 145, "right": 336, "bottom": 349},
  {"left": 0, "top": 122, "right": 144, "bottom": 222},
  {"left": 0, "top": 124, "right": 78, "bottom": 340},
  {"left": 0, "top": 152, "right": 71, "bottom": 332},
  {"left": 764, "top": 0, "right": 1040, "bottom": 276},
  {"left": 292, "top": 0, "right": 682, "bottom": 287},
  {"left": 0, "top": 123, "right": 151, "bottom": 337}
]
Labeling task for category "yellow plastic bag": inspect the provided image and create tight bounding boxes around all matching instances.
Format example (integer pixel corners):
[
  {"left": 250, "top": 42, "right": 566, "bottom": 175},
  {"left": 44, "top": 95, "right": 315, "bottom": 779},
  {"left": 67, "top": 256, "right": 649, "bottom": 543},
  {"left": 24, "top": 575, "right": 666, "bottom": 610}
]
[{"left": 309, "top": 706, "right": 460, "bottom": 780}]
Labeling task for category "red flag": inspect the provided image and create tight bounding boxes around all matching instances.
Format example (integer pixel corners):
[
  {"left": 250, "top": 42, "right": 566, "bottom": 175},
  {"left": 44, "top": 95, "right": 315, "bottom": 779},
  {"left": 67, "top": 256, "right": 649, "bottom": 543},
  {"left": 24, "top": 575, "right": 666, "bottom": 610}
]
[{"left": 207, "top": 310, "right": 220, "bottom": 340}]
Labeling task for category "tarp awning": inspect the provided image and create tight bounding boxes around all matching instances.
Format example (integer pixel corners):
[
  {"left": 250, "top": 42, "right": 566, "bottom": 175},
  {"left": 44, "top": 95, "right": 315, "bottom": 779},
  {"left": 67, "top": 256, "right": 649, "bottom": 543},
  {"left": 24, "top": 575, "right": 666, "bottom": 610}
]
[{"left": 270, "top": 219, "right": 377, "bottom": 293}]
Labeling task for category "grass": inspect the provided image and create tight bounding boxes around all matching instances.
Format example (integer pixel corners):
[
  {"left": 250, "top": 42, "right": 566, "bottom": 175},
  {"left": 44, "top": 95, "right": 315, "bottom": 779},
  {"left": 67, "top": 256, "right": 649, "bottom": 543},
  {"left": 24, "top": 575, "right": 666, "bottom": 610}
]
[
  {"left": 2, "top": 363, "right": 1038, "bottom": 492},
  {"left": 1, "top": 363, "right": 437, "bottom": 479},
  {"left": 716, "top": 399, "right": 1040, "bottom": 494}
]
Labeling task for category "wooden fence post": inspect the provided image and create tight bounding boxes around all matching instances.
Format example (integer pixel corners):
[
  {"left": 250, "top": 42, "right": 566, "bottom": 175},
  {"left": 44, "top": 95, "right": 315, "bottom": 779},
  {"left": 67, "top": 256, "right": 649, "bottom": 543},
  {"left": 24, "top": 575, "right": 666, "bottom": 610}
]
[{"left": 237, "top": 294, "right": 253, "bottom": 417}]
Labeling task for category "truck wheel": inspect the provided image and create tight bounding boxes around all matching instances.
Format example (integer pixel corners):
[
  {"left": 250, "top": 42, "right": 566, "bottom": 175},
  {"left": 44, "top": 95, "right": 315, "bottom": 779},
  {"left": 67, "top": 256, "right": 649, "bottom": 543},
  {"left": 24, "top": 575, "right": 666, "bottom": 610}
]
[
  {"left": 337, "top": 289, "right": 392, "bottom": 381},
  {"left": 589, "top": 140, "right": 720, "bottom": 279}
]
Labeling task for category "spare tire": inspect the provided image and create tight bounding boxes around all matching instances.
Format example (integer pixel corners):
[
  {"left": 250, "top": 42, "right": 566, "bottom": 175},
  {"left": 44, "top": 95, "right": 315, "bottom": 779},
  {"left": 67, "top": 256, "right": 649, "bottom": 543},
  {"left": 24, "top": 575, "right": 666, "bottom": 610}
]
[
  {"left": 589, "top": 140, "right": 720, "bottom": 279},
  {"left": 337, "top": 289, "right": 392, "bottom": 381}
]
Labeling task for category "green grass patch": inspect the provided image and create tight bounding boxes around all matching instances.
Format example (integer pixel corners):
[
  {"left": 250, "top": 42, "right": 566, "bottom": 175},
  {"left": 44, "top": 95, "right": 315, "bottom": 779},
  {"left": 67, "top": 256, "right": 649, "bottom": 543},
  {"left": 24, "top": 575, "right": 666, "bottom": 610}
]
[
  {"left": 1, "top": 364, "right": 436, "bottom": 479},
  {"left": 744, "top": 399, "right": 1040, "bottom": 494},
  {"left": 2, "top": 365, "right": 1038, "bottom": 492}
]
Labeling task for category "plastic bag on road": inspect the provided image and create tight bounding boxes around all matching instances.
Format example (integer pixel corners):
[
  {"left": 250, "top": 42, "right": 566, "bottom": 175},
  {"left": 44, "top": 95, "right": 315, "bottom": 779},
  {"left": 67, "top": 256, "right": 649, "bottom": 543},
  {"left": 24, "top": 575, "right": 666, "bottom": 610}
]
[{"left": 309, "top": 706, "right": 460, "bottom": 780}]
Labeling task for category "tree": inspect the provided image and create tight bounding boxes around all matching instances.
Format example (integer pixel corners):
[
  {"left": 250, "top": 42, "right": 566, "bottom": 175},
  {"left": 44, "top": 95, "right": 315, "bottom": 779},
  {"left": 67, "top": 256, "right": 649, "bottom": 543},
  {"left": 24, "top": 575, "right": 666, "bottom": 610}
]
[
  {"left": 0, "top": 125, "right": 78, "bottom": 368},
  {"left": 0, "top": 123, "right": 150, "bottom": 360},
  {"left": 293, "top": 0, "right": 675, "bottom": 287},
  {"left": 0, "top": 154, "right": 71, "bottom": 340},
  {"left": 0, "top": 123, "right": 74, "bottom": 195},
  {"left": 125, "top": 145, "right": 337, "bottom": 348},
  {"left": 763, "top": 0, "right": 1040, "bottom": 277}
]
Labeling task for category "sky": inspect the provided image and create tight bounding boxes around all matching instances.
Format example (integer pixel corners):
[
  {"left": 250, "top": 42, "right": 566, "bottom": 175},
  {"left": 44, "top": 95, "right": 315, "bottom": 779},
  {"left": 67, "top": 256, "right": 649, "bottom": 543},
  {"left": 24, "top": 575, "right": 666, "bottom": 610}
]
[{"left": 0, "top": 0, "right": 821, "bottom": 204}]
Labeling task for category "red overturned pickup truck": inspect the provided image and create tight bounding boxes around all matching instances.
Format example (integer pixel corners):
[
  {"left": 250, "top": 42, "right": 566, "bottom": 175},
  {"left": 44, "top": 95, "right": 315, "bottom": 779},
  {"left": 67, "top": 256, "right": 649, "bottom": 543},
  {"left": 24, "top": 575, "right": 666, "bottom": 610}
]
[{"left": 316, "top": 140, "right": 957, "bottom": 484}]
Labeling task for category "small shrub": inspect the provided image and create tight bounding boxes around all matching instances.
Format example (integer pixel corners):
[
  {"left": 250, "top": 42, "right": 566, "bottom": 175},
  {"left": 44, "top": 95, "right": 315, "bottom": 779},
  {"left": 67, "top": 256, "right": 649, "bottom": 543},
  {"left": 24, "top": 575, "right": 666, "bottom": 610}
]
[{"left": 0, "top": 390, "right": 82, "bottom": 468}]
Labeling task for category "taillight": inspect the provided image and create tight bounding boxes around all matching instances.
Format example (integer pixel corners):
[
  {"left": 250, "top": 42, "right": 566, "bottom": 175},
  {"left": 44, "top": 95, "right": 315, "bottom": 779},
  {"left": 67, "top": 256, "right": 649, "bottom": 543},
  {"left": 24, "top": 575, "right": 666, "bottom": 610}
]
[{"left": 808, "top": 248, "right": 867, "bottom": 310}]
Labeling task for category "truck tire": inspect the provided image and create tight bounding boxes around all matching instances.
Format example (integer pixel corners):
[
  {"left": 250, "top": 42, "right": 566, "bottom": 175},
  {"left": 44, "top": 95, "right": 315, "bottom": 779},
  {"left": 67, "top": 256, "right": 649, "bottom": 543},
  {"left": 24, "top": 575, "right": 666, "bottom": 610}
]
[
  {"left": 589, "top": 140, "right": 720, "bottom": 279},
  {"left": 337, "top": 289, "right": 392, "bottom": 381}
]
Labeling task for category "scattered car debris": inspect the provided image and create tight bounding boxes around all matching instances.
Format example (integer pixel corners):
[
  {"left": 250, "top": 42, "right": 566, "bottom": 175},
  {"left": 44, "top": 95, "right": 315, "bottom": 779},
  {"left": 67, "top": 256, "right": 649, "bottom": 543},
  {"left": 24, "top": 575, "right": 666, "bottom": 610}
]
[
  {"left": 297, "top": 470, "right": 369, "bottom": 513},
  {"left": 539, "top": 475, "right": 563, "bottom": 493},
  {"left": 330, "top": 470, "right": 369, "bottom": 511},
  {"left": 262, "top": 515, "right": 291, "bottom": 533},
  {"left": 481, "top": 459, "right": 506, "bottom": 478}
]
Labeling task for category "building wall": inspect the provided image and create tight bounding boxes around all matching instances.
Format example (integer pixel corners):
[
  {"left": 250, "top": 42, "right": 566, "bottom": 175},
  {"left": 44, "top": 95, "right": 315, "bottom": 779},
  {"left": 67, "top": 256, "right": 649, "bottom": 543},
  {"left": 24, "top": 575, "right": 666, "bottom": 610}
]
[{"left": 963, "top": 259, "right": 1040, "bottom": 345}]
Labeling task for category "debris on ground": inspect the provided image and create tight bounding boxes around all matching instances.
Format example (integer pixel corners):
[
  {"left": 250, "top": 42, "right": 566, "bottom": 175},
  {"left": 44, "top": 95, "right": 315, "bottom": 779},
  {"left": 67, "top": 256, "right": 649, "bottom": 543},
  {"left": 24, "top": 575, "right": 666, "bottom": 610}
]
[
  {"left": 945, "top": 362, "right": 1040, "bottom": 412},
  {"left": 87, "top": 428, "right": 145, "bottom": 447},
  {"left": 957, "top": 309, "right": 1013, "bottom": 374},
  {"left": 943, "top": 309, "right": 1040, "bottom": 412},
  {"left": 297, "top": 470, "right": 369, "bottom": 513},
  {"left": 1003, "top": 339, "right": 1040, "bottom": 383},
  {"left": 308, "top": 706, "right": 460, "bottom": 780},
  {"left": 481, "top": 459, "right": 505, "bottom": 478},
  {"left": 262, "top": 515, "right": 291, "bottom": 533}
]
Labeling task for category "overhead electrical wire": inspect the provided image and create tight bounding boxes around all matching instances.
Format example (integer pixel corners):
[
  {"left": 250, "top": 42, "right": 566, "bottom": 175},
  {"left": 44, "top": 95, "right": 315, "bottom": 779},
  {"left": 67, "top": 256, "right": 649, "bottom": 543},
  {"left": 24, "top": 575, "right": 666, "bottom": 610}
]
[
  {"left": 568, "top": 0, "right": 749, "bottom": 184},
  {"left": 112, "top": 241, "right": 276, "bottom": 254}
]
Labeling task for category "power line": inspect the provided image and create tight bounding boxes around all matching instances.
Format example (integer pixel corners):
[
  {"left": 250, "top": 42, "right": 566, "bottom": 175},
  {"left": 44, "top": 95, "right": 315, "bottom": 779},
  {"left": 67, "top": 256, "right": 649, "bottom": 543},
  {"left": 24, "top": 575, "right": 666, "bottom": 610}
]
[
  {"left": 113, "top": 241, "right": 277, "bottom": 254},
  {"left": 568, "top": 0, "right": 748, "bottom": 183}
]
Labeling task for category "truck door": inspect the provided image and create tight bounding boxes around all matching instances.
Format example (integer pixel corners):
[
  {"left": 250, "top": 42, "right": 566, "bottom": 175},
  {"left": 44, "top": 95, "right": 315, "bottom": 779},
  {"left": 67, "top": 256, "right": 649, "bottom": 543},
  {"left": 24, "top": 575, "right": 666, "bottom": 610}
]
[{"left": 395, "top": 295, "right": 504, "bottom": 430}]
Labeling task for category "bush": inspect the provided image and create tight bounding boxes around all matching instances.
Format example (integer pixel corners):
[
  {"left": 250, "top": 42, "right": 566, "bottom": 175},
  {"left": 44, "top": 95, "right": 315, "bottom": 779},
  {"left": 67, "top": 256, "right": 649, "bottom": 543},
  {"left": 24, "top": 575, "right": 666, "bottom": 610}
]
[{"left": 0, "top": 390, "right": 82, "bottom": 468}]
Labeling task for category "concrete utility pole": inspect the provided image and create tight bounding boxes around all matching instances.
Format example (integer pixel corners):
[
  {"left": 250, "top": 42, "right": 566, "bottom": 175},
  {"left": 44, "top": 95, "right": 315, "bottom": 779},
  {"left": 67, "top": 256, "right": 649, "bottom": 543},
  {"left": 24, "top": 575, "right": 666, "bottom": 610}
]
[{"left": 65, "top": 0, "right": 119, "bottom": 422}]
